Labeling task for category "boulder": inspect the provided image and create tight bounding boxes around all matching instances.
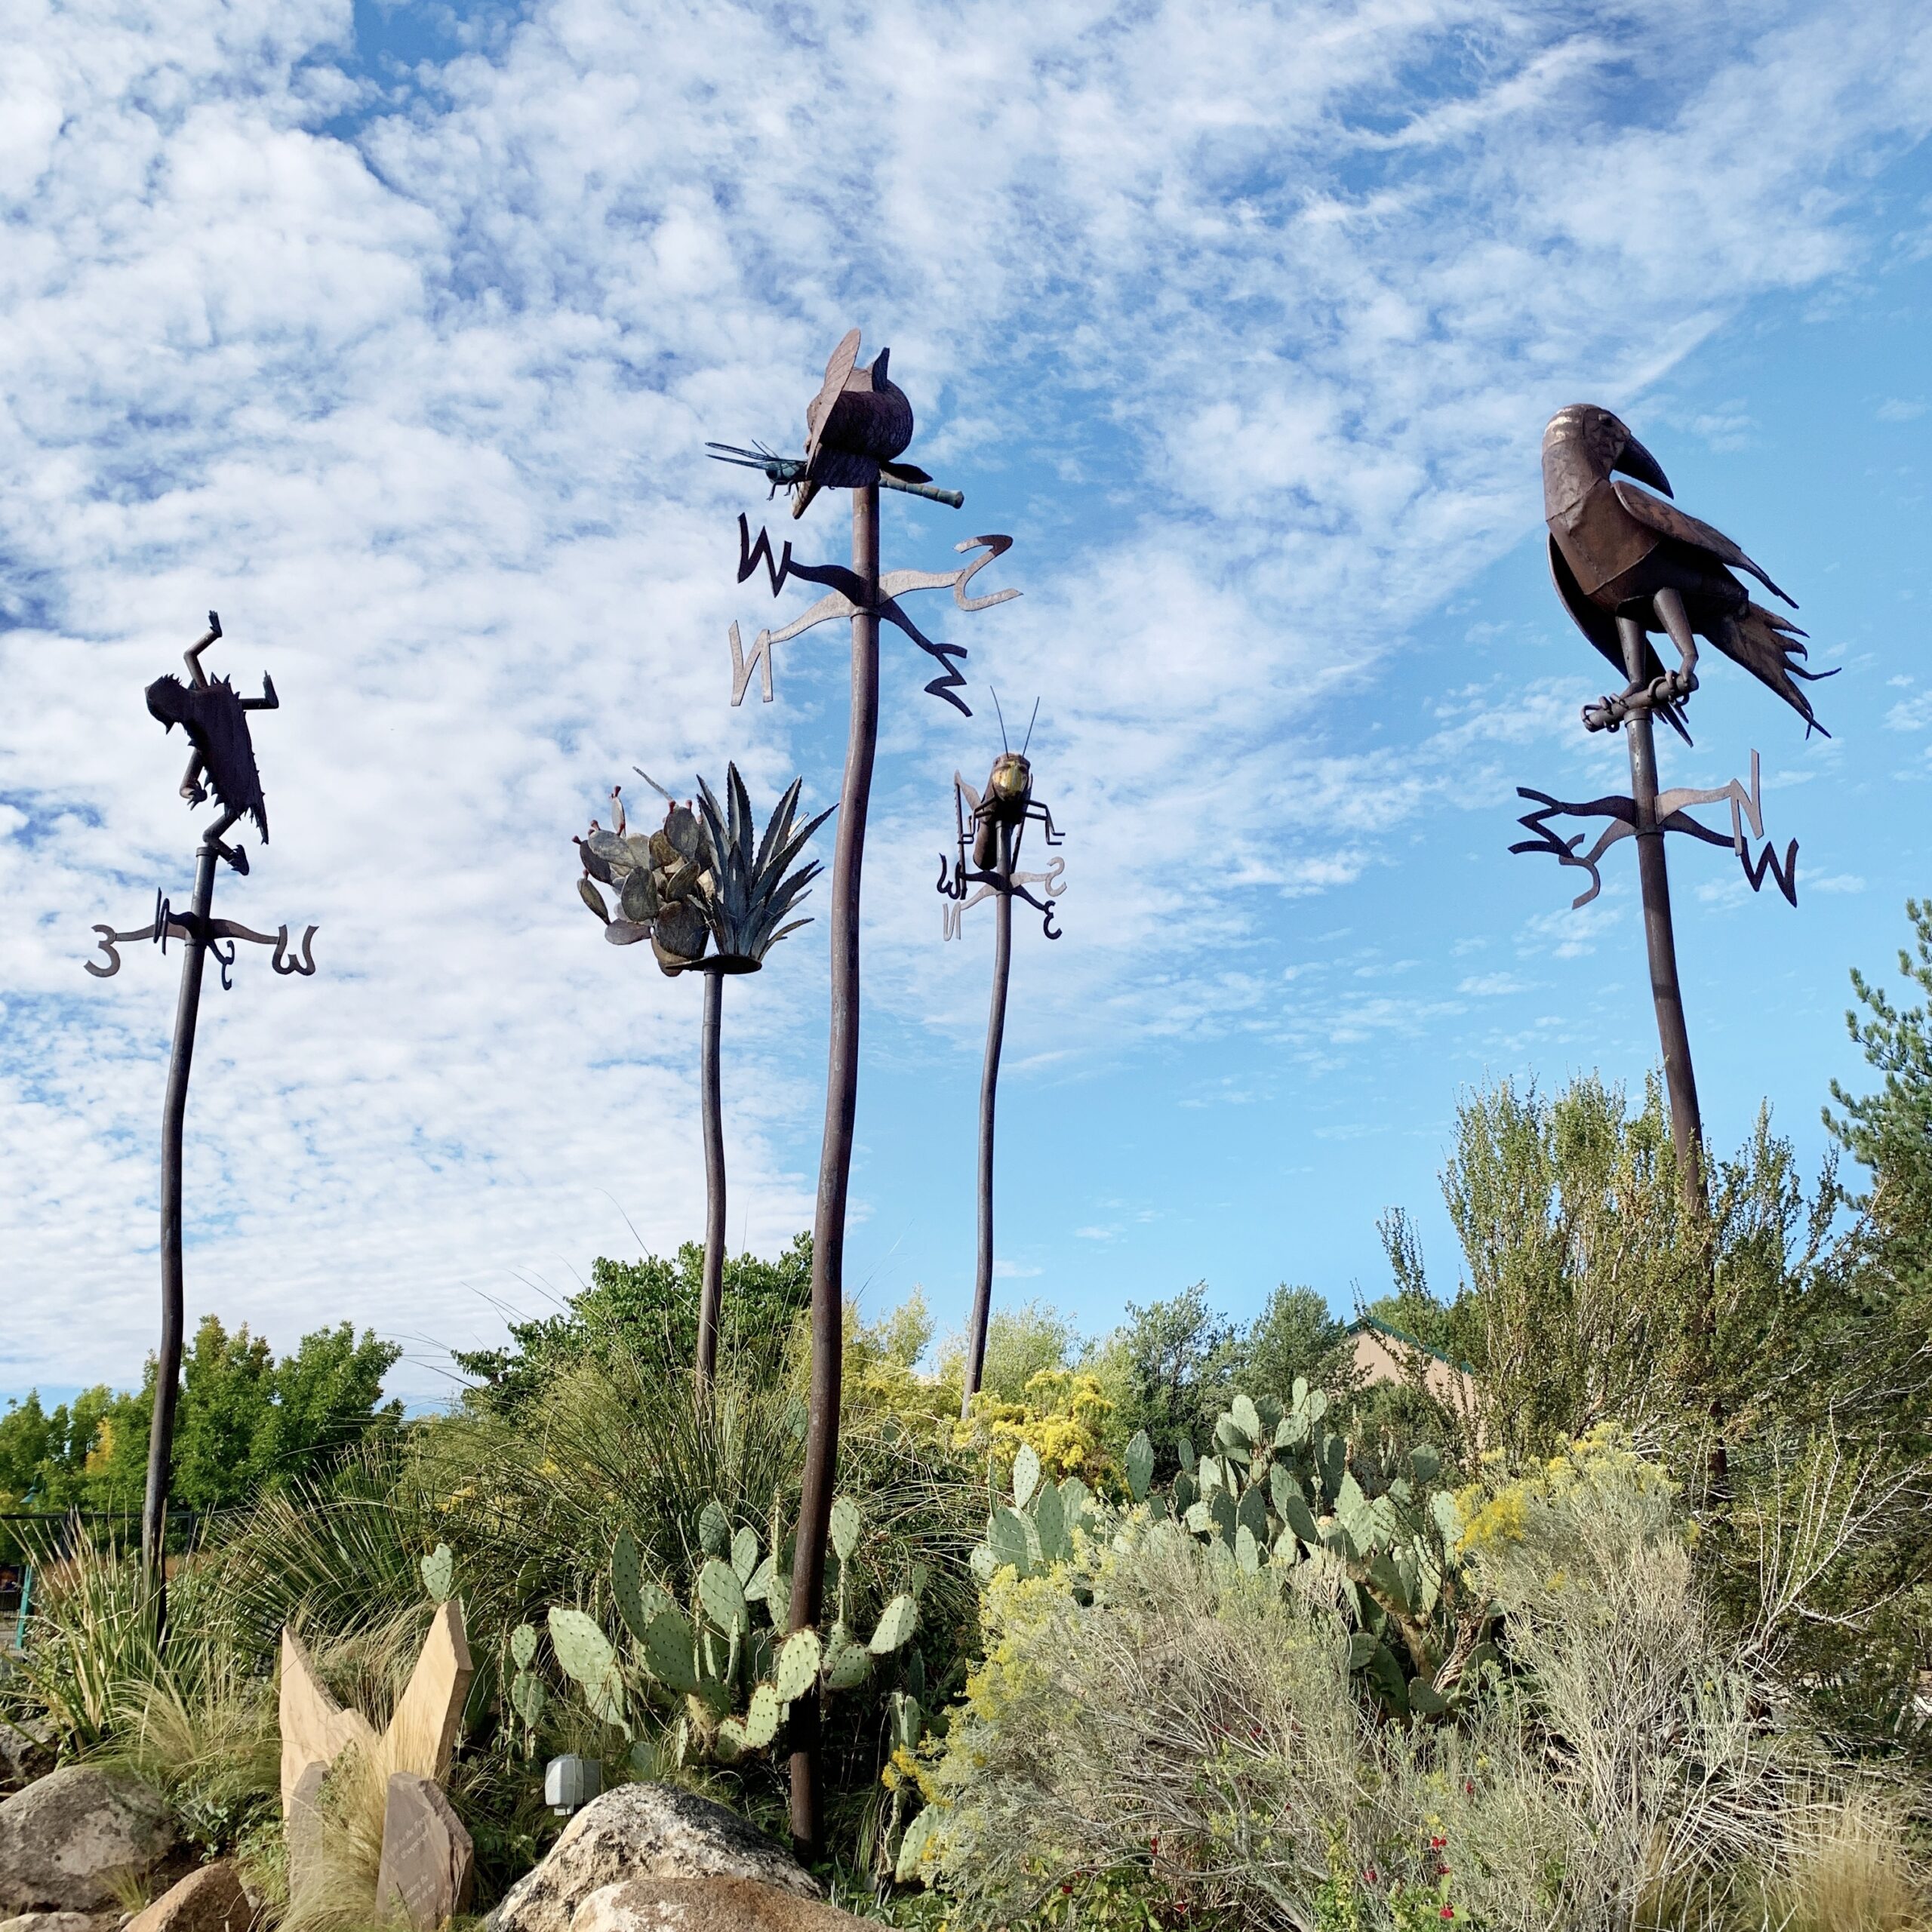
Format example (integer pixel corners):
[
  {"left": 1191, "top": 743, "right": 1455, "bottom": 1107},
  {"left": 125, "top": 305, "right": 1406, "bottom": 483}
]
[
  {"left": 374, "top": 1773, "right": 472, "bottom": 1930},
  {"left": 0, "top": 1766, "right": 175, "bottom": 1915},
  {"left": 573, "top": 1879, "right": 868, "bottom": 1931},
  {"left": 0, "top": 1915, "right": 118, "bottom": 1932},
  {"left": 485, "top": 1785, "right": 818, "bottom": 1932},
  {"left": 0, "top": 1722, "right": 54, "bottom": 1795},
  {"left": 126, "top": 1862, "right": 251, "bottom": 1932}
]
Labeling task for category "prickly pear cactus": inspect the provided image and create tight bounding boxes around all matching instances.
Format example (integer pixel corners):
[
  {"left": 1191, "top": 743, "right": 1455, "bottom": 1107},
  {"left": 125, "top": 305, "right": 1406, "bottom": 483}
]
[
  {"left": 420, "top": 1544, "right": 454, "bottom": 1604},
  {"left": 544, "top": 1494, "right": 918, "bottom": 1767}
]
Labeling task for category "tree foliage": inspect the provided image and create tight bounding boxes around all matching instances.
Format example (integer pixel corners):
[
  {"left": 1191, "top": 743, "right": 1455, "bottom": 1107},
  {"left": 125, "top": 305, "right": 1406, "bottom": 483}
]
[
  {"left": 452, "top": 1232, "right": 813, "bottom": 1414},
  {"left": 0, "top": 1317, "right": 400, "bottom": 1554}
]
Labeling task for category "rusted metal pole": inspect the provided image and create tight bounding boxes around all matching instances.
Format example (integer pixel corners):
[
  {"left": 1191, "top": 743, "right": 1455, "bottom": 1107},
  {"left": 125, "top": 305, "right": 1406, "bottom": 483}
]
[
  {"left": 1618, "top": 615, "right": 1707, "bottom": 1218},
  {"left": 697, "top": 968, "right": 725, "bottom": 1395},
  {"left": 142, "top": 833, "right": 218, "bottom": 1637},
  {"left": 961, "top": 821, "right": 1013, "bottom": 1419},
  {"left": 789, "top": 479, "right": 878, "bottom": 1855}
]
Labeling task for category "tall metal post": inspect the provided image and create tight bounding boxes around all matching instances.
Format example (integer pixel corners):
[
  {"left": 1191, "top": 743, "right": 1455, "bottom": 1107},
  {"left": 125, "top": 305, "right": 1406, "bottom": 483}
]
[
  {"left": 789, "top": 478, "right": 879, "bottom": 1854},
  {"left": 696, "top": 969, "right": 726, "bottom": 1395},
  {"left": 961, "top": 822, "right": 1013, "bottom": 1417},
  {"left": 1617, "top": 615, "right": 1706, "bottom": 1217},
  {"left": 141, "top": 832, "right": 218, "bottom": 1633}
]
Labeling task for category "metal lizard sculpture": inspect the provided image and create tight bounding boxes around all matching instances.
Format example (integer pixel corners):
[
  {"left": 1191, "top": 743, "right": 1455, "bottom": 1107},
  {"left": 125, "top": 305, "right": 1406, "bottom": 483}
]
[
  {"left": 87, "top": 609, "right": 315, "bottom": 1630},
  {"left": 143, "top": 611, "right": 276, "bottom": 866}
]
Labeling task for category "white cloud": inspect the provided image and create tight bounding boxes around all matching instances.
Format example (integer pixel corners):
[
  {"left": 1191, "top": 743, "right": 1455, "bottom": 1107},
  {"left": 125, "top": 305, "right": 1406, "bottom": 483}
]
[{"left": 5, "top": 0, "right": 1931, "bottom": 1392}]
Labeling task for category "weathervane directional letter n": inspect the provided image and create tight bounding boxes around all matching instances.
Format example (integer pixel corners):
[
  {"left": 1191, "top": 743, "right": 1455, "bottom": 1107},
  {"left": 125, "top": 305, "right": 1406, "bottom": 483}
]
[{"left": 729, "top": 621, "right": 775, "bottom": 706}]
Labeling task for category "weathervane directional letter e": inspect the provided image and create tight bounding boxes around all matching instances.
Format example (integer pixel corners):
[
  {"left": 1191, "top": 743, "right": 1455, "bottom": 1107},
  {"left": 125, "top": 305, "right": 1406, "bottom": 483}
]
[{"left": 728, "top": 621, "right": 775, "bottom": 706}]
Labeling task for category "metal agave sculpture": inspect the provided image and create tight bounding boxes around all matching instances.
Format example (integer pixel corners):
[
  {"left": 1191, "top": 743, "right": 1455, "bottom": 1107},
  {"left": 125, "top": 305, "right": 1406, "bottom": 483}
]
[
  {"left": 574, "top": 764, "right": 830, "bottom": 1389},
  {"left": 694, "top": 765, "right": 832, "bottom": 969}
]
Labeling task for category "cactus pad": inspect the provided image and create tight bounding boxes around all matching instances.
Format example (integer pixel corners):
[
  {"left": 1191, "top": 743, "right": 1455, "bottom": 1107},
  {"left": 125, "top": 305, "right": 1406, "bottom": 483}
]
[
  {"left": 698, "top": 1558, "right": 748, "bottom": 1634},
  {"left": 987, "top": 1506, "right": 1031, "bottom": 1578},
  {"left": 774, "top": 1628, "right": 822, "bottom": 1703},
  {"left": 869, "top": 1592, "right": 918, "bottom": 1654},
  {"left": 826, "top": 1638, "right": 873, "bottom": 1690},
  {"left": 743, "top": 1681, "right": 782, "bottom": 1749},
  {"left": 420, "top": 1544, "right": 454, "bottom": 1604},
  {"left": 829, "top": 1495, "right": 862, "bottom": 1564},
  {"left": 1125, "top": 1430, "right": 1155, "bottom": 1502},
  {"left": 1032, "top": 1479, "right": 1067, "bottom": 1564},
  {"left": 547, "top": 1607, "right": 614, "bottom": 1686},
  {"left": 732, "top": 1526, "right": 760, "bottom": 1583},
  {"left": 510, "top": 1623, "right": 538, "bottom": 1670},
  {"left": 1011, "top": 1443, "right": 1041, "bottom": 1509},
  {"left": 698, "top": 1500, "right": 732, "bottom": 1558},
  {"left": 641, "top": 1608, "right": 700, "bottom": 1694},
  {"left": 510, "top": 1669, "right": 546, "bottom": 1730}
]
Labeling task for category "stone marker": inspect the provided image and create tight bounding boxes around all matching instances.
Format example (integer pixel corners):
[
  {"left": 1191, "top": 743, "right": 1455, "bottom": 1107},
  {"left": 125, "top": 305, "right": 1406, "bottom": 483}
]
[
  {"left": 374, "top": 1773, "right": 472, "bottom": 1931},
  {"left": 383, "top": 1601, "right": 472, "bottom": 1786},
  {"left": 126, "top": 1862, "right": 251, "bottom": 1932},
  {"left": 278, "top": 1629, "right": 378, "bottom": 1817},
  {"left": 285, "top": 1761, "right": 330, "bottom": 1906}
]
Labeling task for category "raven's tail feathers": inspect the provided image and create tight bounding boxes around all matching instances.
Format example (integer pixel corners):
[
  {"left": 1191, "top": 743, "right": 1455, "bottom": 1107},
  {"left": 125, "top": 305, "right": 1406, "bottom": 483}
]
[{"left": 1711, "top": 601, "right": 1834, "bottom": 737}]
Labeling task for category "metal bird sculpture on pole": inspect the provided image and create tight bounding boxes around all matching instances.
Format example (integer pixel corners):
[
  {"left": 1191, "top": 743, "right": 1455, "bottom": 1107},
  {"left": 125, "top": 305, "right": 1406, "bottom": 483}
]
[
  {"left": 84, "top": 611, "right": 317, "bottom": 1636},
  {"left": 1543, "top": 403, "right": 1831, "bottom": 740},
  {"left": 712, "top": 329, "right": 1017, "bottom": 1854},
  {"left": 1517, "top": 409, "right": 1829, "bottom": 1219}
]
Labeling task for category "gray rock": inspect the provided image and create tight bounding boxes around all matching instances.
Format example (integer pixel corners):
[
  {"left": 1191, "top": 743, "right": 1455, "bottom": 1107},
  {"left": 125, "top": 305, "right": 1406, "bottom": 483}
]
[
  {"left": 0, "top": 1766, "right": 176, "bottom": 1915},
  {"left": 485, "top": 1785, "right": 817, "bottom": 1932},
  {"left": 374, "top": 1774, "right": 472, "bottom": 1930},
  {"left": 0, "top": 1914, "right": 118, "bottom": 1932},
  {"left": 0, "top": 1722, "right": 55, "bottom": 1795},
  {"left": 572, "top": 1878, "right": 866, "bottom": 1931}
]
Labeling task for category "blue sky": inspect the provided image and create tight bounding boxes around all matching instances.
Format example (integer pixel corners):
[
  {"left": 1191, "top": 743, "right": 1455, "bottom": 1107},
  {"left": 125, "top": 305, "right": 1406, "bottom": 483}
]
[{"left": 2, "top": 0, "right": 1928, "bottom": 1404}]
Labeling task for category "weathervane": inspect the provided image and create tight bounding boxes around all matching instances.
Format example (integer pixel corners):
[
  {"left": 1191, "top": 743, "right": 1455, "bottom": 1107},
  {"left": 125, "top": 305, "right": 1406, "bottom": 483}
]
[
  {"left": 1513, "top": 406, "right": 1831, "bottom": 1211},
  {"left": 85, "top": 612, "right": 317, "bottom": 1627},
  {"left": 710, "top": 328, "right": 1018, "bottom": 1854},
  {"left": 936, "top": 699, "right": 1067, "bottom": 1416}
]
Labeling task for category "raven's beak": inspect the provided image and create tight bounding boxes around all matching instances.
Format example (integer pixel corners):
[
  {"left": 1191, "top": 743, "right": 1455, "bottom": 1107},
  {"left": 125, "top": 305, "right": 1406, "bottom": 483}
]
[{"left": 1614, "top": 433, "right": 1672, "bottom": 497}]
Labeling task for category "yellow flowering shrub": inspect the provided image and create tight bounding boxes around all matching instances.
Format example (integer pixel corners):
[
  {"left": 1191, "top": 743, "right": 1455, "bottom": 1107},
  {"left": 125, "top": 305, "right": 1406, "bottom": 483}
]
[
  {"left": 953, "top": 1369, "right": 1123, "bottom": 1494},
  {"left": 1455, "top": 1423, "right": 1679, "bottom": 1561}
]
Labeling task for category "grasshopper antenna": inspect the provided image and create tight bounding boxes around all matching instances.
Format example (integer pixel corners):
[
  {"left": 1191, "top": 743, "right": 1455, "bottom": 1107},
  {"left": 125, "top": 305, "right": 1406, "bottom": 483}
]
[
  {"left": 1020, "top": 697, "right": 1040, "bottom": 758},
  {"left": 991, "top": 688, "right": 1009, "bottom": 755}
]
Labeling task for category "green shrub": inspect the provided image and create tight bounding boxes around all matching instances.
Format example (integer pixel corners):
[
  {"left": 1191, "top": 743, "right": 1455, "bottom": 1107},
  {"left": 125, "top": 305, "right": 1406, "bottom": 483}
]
[{"left": 905, "top": 1419, "right": 1915, "bottom": 1932}]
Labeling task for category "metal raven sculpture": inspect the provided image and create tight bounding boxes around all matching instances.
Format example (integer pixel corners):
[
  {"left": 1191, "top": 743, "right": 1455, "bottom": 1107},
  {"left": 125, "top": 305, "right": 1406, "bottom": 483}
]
[
  {"left": 1543, "top": 405, "right": 1832, "bottom": 739},
  {"left": 144, "top": 612, "right": 276, "bottom": 854}
]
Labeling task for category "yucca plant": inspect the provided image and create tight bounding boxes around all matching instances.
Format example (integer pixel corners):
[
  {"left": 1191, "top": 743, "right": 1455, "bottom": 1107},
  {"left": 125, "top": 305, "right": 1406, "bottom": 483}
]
[{"left": 574, "top": 765, "right": 830, "bottom": 1391}]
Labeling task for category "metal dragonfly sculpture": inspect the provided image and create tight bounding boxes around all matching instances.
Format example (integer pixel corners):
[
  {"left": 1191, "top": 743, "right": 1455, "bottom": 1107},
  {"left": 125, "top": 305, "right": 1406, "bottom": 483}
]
[
  {"left": 936, "top": 699, "right": 1067, "bottom": 1416},
  {"left": 709, "top": 328, "right": 1018, "bottom": 1854},
  {"left": 1514, "top": 407, "right": 1827, "bottom": 1213},
  {"left": 85, "top": 612, "right": 317, "bottom": 1626}
]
